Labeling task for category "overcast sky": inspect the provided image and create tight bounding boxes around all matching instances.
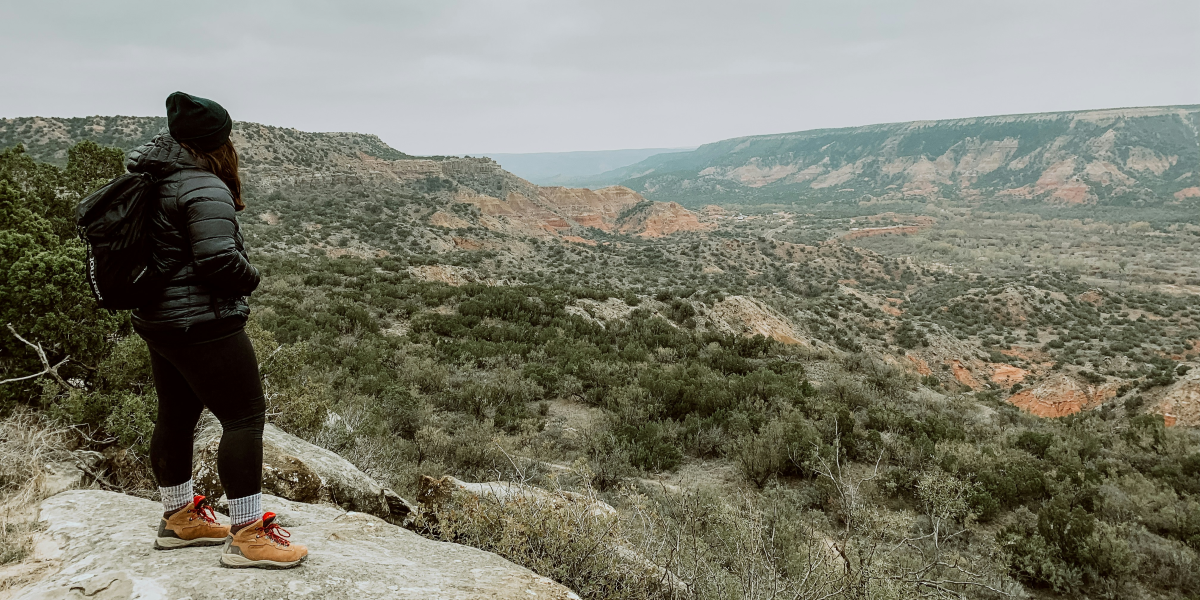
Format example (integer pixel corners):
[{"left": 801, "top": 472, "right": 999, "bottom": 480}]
[{"left": 1, "top": 1, "right": 1196, "bottom": 154}]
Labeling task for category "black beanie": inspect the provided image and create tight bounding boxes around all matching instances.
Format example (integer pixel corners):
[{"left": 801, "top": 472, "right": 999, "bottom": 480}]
[{"left": 166, "top": 91, "right": 232, "bottom": 152}]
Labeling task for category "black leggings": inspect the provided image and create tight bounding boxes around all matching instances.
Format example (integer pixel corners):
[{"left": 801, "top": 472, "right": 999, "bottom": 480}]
[{"left": 146, "top": 329, "right": 265, "bottom": 500}]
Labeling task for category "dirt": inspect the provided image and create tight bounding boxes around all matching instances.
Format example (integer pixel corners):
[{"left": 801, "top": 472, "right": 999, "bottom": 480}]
[
  {"left": 617, "top": 202, "right": 713, "bottom": 237},
  {"left": 1034, "top": 158, "right": 1095, "bottom": 204},
  {"left": 258, "top": 212, "right": 280, "bottom": 225},
  {"left": 907, "top": 355, "right": 933, "bottom": 375},
  {"left": 1007, "top": 374, "right": 1117, "bottom": 418},
  {"left": 991, "top": 364, "right": 1029, "bottom": 385},
  {"left": 1052, "top": 182, "right": 1093, "bottom": 204},
  {"left": 457, "top": 190, "right": 566, "bottom": 235},
  {"left": 1085, "top": 160, "right": 1135, "bottom": 186},
  {"left": 707, "top": 296, "right": 808, "bottom": 345},
  {"left": 950, "top": 360, "right": 984, "bottom": 389},
  {"left": 955, "top": 138, "right": 1020, "bottom": 177},
  {"left": 560, "top": 235, "right": 598, "bottom": 246},
  {"left": 995, "top": 185, "right": 1035, "bottom": 199},
  {"left": 899, "top": 156, "right": 954, "bottom": 197},
  {"left": 407, "top": 264, "right": 505, "bottom": 286},
  {"left": 455, "top": 186, "right": 707, "bottom": 241},
  {"left": 904, "top": 331, "right": 992, "bottom": 389},
  {"left": 429, "top": 211, "right": 472, "bottom": 229},
  {"left": 538, "top": 186, "right": 644, "bottom": 232},
  {"left": 1000, "top": 346, "right": 1056, "bottom": 373},
  {"left": 565, "top": 297, "right": 637, "bottom": 326},
  {"left": 1174, "top": 187, "right": 1200, "bottom": 201},
  {"left": 1125, "top": 146, "right": 1177, "bottom": 175},
  {"left": 784, "top": 163, "right": 829, "bottom": 184},
  {"left": 726, "top": 161, "right": 800, "bottom": 187},
  {"left": 842, "top": 225, "right": 923, "bottom": 240},
  {"left": 1151, "top": 368, "right": 1200, "bottom": 427},
  {"left": 810, "top": 161, "right": 864, "bottom": 189},
  {"left": 1076, "top": 289, "right": 1105, "bottom": 306},
  {"left": 325, "top": 247, "right": 388, "bottom": 259},
  {"left": 452, "top": 237, "right": 483, "bottom": 250}
]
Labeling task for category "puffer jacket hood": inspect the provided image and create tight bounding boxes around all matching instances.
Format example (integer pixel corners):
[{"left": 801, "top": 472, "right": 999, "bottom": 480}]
[
  {"left": 127, "top": 132, "right": 259, "bottom": 338},
  {"left": 126, "top": 130, "right": 206, "bottom": 178}
]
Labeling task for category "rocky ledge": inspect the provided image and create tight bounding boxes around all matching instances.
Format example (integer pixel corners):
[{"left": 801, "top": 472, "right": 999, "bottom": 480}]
[{"left": 9, "top": 490, "right": 579, "bottom": 600}]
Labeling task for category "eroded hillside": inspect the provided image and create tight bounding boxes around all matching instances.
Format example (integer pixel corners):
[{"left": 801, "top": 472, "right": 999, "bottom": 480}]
[
  {"left": 587, "top": 105, "right": 1200, "bottom": 207},
  {"left": 3, "top": 115, "right": 1200, "bottom": 600},
  {"left": 0, "top": 116, "right": 709, "bottom": 244}
]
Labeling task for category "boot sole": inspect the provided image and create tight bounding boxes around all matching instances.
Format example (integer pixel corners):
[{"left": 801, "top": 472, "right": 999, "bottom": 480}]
[
  {"left": 155, "top": 536, "right": 227, "bottom": 550},
  {"left": 220, "top": 553, "right": 307, "bottom": 569}
]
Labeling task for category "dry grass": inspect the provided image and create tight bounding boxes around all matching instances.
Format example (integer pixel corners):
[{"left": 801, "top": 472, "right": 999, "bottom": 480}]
[
  {"left": 416, "top": 477, "right": 675, "bottom": 600},
  {"left": 0, "top": 408, "right": 72, "bottom": 568}
]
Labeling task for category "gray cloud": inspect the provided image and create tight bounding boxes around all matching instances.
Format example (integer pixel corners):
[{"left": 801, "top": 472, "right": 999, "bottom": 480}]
[{"left": 1, "top": 0, "right": 1196, "bottom": 153}]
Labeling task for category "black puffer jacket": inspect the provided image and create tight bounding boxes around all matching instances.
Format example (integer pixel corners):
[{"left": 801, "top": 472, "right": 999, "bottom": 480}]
[{"left": 125, "top": 133, "right": 259, "bottom": 338}]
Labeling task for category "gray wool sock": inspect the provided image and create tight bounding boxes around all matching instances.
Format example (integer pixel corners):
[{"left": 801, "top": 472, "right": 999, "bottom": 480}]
[
  {"left": 228, "top": 493, "right": 262, "bottom": 527},
  {"left": 159, "top": 480, "right": 193, "bottom": 514}
]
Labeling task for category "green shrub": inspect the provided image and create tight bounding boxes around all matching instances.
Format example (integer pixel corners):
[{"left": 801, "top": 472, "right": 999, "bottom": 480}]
[
  {"left": 377, "top": 386, "right": 425, "bottom": 439},
  {"left": 998, "top": 498, "right": 1136, "bottom": 595},
  {"left": 0, "top": 144, "right": 127, "bottom": 409},
  {"left": 585, "top": 431, "right": 637, "bottom": 490},
  {"left": 729, "top": 418, "right": 790, "bottom": 488},
  {"left": 616, "top": 421, "right": 682, "bottom": 472},
  {"left": 102, "top": 391, "right": 157, "bottom": 456},
  {"left": 441, "top": 369, "right": 543, "bottom": 431},
  {"left": 96, "top": 335, "right": 153, "bottom": 395}
]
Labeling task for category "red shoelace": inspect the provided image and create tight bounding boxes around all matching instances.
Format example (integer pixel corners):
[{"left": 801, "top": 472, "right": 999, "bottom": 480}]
[
  {"left": 260, "top": 513, "right": 291, "bottom": 546},
  {"left": 189, "top": 495, "right": 219, "bottom": 525}
]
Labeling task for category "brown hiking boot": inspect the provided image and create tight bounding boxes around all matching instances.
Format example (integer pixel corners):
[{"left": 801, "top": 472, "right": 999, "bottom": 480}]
[
  {"left": 155, "top": 495, "right": 229, "bottom": 549},
  {"left": 220, "top": 512, "right": 308, "bottom": 569}
]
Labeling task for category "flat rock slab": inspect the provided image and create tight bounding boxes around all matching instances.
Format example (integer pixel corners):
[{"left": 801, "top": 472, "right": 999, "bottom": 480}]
[
  {"left": 194, "top": 422, "right": 414, "bottom": 524},
  {"left": 12, "top": 490, "right": 579, "bottom": 600}
]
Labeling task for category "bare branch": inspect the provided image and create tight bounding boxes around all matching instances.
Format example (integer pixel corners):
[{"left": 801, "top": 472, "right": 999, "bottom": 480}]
[
  {"left": 70, "top": 454, "right": 124, "bottom": 492},
  {"left": 1, "top": 323, "right": 78, "bottom": 389},
  {"left": 493, "top": 440, "right": 529, "bottom": 484}
]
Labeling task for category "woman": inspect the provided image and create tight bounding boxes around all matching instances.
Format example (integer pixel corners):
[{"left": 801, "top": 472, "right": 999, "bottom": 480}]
[{"left": 127, "top": 91, "right": 307, "bottom": 568}]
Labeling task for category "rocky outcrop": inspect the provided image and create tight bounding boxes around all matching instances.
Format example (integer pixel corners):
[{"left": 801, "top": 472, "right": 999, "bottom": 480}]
[
  {"left": 991, "top": 364, "right": 1029, "bottom": 386},
  {"left": 950, "top": 360, "right": 985, "bottom": 389},
  {"left": 418, "top": 476, "right": 618, "bottom": 520},
  {"left": 1152, "top": 367, "right": 1200, "bottom": 427},
  {"left": 38, "top": 451, "right": 104, "bottom": 499},
  {"left": 615, "top": 201, "right": 714, "bottom": 237},
  {"left": 193, "top": 421, "right": 415, "bottom": 526},
  {"left": 707, "top": 295, "right": 809, "bottom": 345},
  {"left": 8, "top": 490, "right": 578, "bottom": 600},
  {"left": 1008, "top": 373, "right": 1118, "bottom": 417},
  {"left": 453, "top": 185, "right": 708, "bottom": 241},
  {"left": 538, "top": 186, "right": 644, "bottom": 231}
]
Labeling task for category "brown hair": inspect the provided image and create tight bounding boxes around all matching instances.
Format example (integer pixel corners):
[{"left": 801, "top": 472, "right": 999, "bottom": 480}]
[{"left": 181, "top": 139, "right": 244, "bottom": 211}]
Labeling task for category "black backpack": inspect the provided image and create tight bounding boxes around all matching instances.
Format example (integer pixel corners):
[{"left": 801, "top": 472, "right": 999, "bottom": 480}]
[{"left": 75, "top": 172, "right": 161, "bottom": 310}]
